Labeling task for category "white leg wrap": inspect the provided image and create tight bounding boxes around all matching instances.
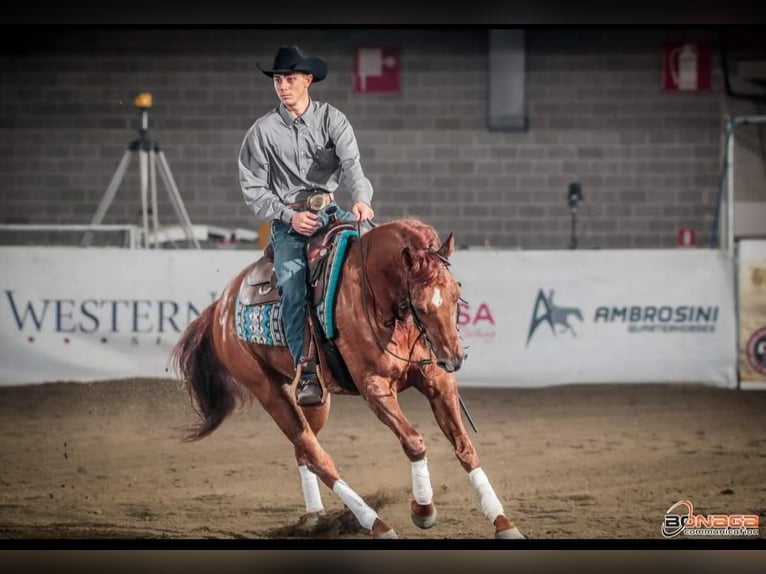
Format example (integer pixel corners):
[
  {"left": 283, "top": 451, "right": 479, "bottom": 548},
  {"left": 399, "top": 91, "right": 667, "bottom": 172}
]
[
  {"left": 298, "top": 465, "right": 324, "bottom": 514},
  {"left": 332, "top": 479, "right": 378, "bottom": 531},
  {"left": 411, "top": 458, "right": 434, "bottom": 505},
  {"left": 469, "top": 467, "right": 505, "bottom": 523}
]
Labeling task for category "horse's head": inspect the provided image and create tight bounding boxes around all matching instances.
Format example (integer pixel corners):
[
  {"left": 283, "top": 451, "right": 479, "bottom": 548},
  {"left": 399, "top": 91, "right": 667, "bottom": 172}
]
[{"left": 402, "top": 232, "right": 465, "bottom": 373}]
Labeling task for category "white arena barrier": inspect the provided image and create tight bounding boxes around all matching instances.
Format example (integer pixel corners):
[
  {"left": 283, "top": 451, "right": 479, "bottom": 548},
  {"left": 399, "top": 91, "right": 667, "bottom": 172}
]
[
  {"left": 450, "top": 249, "right": 736, "bottom": 388},
  {"left": 0, "top": 246, "right": 737, "bottom": 388},
  {"left": 738, "top": 239, "right": 766, "bottom": 389}
]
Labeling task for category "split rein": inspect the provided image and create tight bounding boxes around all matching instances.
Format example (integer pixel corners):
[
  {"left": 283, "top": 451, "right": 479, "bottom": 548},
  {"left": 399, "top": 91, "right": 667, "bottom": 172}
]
[
  {"left": 355, "top": 221, "right": 478, "bottom": 433},
  {"left": 356, "top": 221, "right": 458, "bottom": 372}
]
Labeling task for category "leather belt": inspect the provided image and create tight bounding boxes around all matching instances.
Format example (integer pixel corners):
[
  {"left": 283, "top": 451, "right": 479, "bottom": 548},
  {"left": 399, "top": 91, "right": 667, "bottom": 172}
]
[{"left": 284, "top": 191, "right": 334, "bottom": 213}]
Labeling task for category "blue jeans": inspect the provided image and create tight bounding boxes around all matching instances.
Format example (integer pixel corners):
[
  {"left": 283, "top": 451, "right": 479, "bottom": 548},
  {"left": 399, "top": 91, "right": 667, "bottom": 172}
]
[{"left": 269, "top": 203, "right": 359, "bottom": 368}]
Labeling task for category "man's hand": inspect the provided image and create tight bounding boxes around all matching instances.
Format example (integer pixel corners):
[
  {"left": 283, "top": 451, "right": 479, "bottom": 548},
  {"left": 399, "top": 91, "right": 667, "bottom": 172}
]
[
  {"left": 291, "top": 211, "right": 321, "bottom": 236},
  {"left": 352, "top": 202, "right": 375, "bottom": 222}
]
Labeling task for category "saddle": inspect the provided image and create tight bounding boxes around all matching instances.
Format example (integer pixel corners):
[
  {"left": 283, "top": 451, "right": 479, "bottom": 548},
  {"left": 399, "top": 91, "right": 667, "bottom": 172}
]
[
  {"left": 238, "top": 220, "right": 361, "bottom": 394},
  {"left": 239, "top": 221, "right": 357, "bottom": 306}
]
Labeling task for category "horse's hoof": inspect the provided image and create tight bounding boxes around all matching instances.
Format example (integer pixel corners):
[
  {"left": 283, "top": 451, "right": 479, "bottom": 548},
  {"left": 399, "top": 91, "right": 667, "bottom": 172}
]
[
  {"left": 298, "top": 510, "right": 326, "bottom": 530},
  {"left": 410, "top": 500, "right": 438, "bottom": 529},
  {"left": 411, "top": 509, "right": 438, "bottom": 529},
  {"left": 374, "top": 528, "right": 398, "bottom": 539},
  {"left": 496, "top": 526, "right": 525, "bottom": 539},
  {"left": 372, "top": 518, "right": 397, "bottom": 539}
]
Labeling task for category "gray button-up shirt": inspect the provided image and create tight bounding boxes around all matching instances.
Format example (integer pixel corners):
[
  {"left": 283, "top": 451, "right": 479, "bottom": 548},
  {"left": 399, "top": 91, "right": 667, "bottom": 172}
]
[{"left": 238, "top": 100, "right": 374, "bottom": 225}]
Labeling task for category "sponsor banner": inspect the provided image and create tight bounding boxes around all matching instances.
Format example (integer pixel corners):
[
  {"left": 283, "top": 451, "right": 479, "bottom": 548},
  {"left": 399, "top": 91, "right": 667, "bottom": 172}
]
[
  {"left": 449, "top": 249, "right": 736, "bottom": 388},
  {"left": 0, "top": 247, "right": 257, "bottom": 385},
  {"left": 1, "top": 247, "right": 737, "bottom": 388},
  {"left": 738, "top": 240, "right": 766, "bottom": 384}
]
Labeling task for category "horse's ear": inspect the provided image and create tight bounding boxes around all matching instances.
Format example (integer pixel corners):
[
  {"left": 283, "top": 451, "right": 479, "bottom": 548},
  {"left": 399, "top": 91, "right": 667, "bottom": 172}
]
[
  {"left": 402, "top": 246, "right": 415, "bottom": 269},
  {"left": 437, "top": 232, "right": 455, "bottom": 259}
]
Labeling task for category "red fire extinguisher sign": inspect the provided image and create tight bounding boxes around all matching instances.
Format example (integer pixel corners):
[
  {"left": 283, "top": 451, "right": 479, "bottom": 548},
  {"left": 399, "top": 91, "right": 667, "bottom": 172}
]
[
  {"left": 353, "top": 47, "right": 401, "bottom": 93},
  {"left": 662, "top": 43, "right": 711, "bottom": 91},
  {"left": 677, "top": 227, "right": 697, "bottom": 247}
]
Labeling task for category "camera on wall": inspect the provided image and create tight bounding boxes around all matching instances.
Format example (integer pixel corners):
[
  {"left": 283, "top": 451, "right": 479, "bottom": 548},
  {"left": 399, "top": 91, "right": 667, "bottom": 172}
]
[
  {"left": 567, "top": 182, "right": 583, "bottom": 211},
  {"left": 567, "top": 181, "right": 583, "bottom": 249}
]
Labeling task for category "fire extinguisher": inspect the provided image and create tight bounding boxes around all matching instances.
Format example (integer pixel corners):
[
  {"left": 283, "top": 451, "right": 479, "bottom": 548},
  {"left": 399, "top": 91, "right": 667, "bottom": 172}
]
[{"left": 670, "top": 43, "right": 698, "bottom": 90}]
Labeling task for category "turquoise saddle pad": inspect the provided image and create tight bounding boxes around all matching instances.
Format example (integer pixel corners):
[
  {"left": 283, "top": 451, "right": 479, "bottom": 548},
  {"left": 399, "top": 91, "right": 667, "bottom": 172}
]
[{"left": 234, "top": 229, "right": 358, "bottom": 346}]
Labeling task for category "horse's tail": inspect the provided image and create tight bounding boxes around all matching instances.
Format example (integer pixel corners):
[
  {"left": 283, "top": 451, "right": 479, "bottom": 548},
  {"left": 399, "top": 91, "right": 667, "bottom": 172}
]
[{"left": 170, "top": 300, "right": 245, "bottom": 442}]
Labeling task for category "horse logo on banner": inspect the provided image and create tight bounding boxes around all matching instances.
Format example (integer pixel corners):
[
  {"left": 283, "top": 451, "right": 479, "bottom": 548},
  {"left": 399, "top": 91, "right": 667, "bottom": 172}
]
[{"left": 527, "top": 289, "right": 583, "bottom": 346}]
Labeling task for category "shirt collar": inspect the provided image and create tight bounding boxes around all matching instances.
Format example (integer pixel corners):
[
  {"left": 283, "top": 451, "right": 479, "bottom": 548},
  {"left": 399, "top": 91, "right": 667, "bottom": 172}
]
[{"left": 277, "top": 99, "right": 316, "bottom": 127}]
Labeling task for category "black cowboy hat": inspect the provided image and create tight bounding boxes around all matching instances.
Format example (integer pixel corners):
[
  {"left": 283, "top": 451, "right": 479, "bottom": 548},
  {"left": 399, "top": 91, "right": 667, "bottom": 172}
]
[{"left": 258, "top": 45, "right": 327, "bottom": 82}]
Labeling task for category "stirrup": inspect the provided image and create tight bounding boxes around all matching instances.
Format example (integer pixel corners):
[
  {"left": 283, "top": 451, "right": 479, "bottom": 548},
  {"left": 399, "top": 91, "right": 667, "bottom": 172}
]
[{"left": 296, "top": 373, "right": 323, "bottom": 406}]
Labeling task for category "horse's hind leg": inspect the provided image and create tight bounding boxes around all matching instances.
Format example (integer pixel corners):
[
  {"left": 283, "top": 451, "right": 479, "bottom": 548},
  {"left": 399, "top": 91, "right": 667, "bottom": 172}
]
[
  {"left": 360, "top": 376, "right": 438, "bottom": 530},
  {"left": 243, "top": 375, "right": 396, "bottom": 539},
  {"left": 419, "top": 370, "right": 525, "bottom": 539},
  {"left": 293, "top": 395, "right": 332, "bottom": 525}
]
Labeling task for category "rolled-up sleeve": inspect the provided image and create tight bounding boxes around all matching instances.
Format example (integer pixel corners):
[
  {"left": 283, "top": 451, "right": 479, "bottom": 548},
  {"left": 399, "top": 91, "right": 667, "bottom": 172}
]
[
  {"left": 328, "top": 107, "right": 373, "bottom": 206},
  {"left": 238, "top": 126, "right": 295, "bottom": 224}
]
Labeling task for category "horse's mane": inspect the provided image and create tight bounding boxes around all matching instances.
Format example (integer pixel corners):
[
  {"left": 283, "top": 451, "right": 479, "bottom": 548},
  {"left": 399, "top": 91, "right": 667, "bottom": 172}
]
[{"left": 371, "top": 218, "right": 445, "bottom": 287}]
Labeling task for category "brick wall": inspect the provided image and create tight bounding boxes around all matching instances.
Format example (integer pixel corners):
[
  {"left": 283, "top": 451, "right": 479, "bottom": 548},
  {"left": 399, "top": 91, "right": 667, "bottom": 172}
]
[{"left": 0, "top": 28, "right": 724, "bottom": 248}]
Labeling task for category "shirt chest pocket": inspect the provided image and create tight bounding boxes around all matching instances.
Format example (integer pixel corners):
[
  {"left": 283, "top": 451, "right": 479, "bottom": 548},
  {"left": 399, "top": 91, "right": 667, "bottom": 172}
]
[
  {"left": 299, "top": 127, "right": 335, "bottom": 167},
  {"left": 310, "top": 142, "right": 338, "bottom": 170}
]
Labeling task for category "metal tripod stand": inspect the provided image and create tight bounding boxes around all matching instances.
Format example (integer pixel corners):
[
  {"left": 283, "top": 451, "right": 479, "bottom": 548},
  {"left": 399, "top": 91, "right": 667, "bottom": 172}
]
[{"left": 82, "top": 93, "right": 200, "bottom": 249}]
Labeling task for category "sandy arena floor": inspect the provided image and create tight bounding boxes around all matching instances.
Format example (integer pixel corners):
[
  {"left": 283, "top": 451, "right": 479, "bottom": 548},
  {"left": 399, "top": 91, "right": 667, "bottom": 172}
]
[{"left": 0, "top": 378, "right": 764, "bottom": 541}]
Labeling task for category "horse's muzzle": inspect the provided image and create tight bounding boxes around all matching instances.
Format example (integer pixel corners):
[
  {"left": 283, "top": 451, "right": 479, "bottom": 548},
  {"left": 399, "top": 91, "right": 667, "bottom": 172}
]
[{"left": 437, "top": 354, "right": 464, "bottom": 373}]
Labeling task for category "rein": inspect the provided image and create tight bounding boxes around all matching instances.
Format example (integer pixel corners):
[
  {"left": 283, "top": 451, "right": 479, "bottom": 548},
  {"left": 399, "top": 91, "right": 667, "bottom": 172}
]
[
  {"left": 356, "top": 220, "right": 434, "bottom": 369},
  {"left": 355, "top": 220, "right": 479, "bottom": 433}
]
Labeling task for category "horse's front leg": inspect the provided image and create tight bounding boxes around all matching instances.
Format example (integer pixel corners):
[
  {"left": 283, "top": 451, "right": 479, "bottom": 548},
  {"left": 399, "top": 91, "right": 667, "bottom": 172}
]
[
  {"left": 361, "top": 375, "right": 439, "bottom": 529},
  {"left": 420, "top": 370, "right": 525, "bottom": 539}
]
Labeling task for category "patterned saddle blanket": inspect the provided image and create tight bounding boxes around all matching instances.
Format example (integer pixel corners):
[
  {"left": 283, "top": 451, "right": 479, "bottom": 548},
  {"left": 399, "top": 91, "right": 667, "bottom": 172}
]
[{"left": 234, "top": 228, "right": 359, "bottom": 346}]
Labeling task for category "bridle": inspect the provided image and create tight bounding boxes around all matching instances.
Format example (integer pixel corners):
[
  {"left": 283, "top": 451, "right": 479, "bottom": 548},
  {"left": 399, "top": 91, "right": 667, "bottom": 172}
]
[
  {"left": 356, "top": 221, "right": 460, "bottom": 370},
  {"left": 355, "top": 221, "right": 477, "bottom": 433}
]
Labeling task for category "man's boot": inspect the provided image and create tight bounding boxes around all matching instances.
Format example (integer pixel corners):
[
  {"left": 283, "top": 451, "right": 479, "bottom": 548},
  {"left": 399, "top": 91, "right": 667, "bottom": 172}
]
[{"left": 296, "top": 361, "right": 323, "bottom": 406}]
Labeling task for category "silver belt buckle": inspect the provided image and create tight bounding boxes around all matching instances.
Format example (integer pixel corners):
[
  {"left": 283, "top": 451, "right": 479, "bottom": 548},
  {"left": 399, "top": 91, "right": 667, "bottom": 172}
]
[{"left": 306, "top": 192, "right": 331, "bottom": 212}]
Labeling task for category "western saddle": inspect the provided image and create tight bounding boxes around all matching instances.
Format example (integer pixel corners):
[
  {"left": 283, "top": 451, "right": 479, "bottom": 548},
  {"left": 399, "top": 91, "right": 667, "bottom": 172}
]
[
  {"left": 237, "top": 220, "right": 361, "bottom": 394},
  {"left": 239, "top": 221, "right": 358, "bottom": 308}
]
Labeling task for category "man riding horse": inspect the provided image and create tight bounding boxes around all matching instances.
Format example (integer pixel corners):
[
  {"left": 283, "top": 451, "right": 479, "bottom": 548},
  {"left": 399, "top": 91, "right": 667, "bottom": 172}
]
[{"left": 238, "top": 45, "right": 375, "bottom": 406}]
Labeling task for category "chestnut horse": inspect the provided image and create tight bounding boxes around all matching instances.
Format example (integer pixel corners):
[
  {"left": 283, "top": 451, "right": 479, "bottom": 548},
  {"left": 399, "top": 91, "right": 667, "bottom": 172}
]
[{"left": 170, "top": 217, "right": 524, "bottom": 539}]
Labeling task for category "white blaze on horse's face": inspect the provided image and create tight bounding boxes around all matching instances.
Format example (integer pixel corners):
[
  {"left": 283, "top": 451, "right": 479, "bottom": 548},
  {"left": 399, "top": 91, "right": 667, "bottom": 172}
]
[
  {"left": 409, "top": 275, "right": 464, "bottom": 373},
  {"left": 430, "top": 288, "right": 443, "bottom": 310}
]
